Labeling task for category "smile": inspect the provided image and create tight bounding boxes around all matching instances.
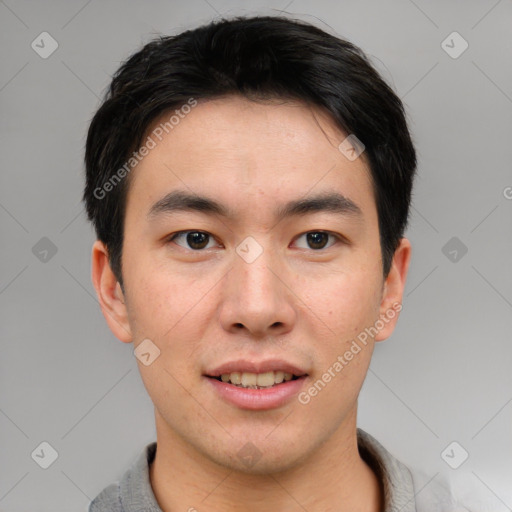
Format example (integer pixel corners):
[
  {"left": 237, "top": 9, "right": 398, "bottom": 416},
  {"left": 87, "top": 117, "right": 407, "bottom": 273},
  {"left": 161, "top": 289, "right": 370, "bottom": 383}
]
[{"left": 213, "top": 371, "right": 300, "bottom": 389}]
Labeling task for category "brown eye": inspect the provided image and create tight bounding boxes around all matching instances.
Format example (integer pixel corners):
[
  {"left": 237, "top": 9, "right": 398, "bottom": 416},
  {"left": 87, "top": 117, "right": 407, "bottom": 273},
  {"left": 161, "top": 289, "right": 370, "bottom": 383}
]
[
  {"left": 294, "top": 231, "right": 339, "bottom": 250},
  {"left": 306, "top": 232, "right": 329, "bottom": 249},
  {"left": 168, "top": 231, "right": 215, "bottom": 250}
]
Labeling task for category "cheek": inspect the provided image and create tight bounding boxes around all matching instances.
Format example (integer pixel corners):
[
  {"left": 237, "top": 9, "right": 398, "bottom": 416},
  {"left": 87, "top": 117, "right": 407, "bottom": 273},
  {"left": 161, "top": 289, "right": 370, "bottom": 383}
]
[
  {"left": 297, "top": 331, "right": 374, "bottom": 429},
  {"left": 124, "top": 251, "right": 198, "bottom": 336},
  {"left": 124, "top": 260, "right": 216, "bottom": 381},
  {"left": 294, "top": 265, "right": 383, "bottom": 395},
  {"left": 300, "top": 265, "right": 382, "bottom": 335},
  {"left": 126, "top": 270, "right": 203, "bottom": 407},
  {"left": 300, "top": 279, "right": 379, "bottom": 414}
]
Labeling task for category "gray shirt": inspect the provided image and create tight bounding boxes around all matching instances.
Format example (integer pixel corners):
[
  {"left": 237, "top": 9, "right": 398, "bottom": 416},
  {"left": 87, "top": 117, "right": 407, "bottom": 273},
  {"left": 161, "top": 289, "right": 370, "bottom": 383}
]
[{"left": 88, "top": 428, "right": 466, "bottom": 512}]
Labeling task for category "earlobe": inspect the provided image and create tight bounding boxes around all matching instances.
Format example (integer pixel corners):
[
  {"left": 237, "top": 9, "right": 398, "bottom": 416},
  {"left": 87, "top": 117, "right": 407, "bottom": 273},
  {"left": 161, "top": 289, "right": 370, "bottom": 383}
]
[
  {"left": 91, "top": 240, "right": 133, "bottom": 343},
  {"left": 374, "top": 237, "right": 412, "bottom": 342}
]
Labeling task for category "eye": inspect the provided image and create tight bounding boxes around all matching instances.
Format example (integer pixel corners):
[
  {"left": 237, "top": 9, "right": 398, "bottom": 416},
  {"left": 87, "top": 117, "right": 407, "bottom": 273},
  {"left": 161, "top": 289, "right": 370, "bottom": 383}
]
[
  {"left": 166, "top": 230, "right": 344, "bottom": 252},
  {"left": 293, "top": 231, "right": 340, "bottom": 250},
  {"left": 167, "top": 231, "right": 218, "bottom": 250}
]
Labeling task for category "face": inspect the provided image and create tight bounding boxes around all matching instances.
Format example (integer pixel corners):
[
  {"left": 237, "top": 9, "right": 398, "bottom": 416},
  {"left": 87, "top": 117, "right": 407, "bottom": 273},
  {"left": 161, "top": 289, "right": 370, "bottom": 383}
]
[{"left": 93, "top": 95, "right": 410, "bottom": 474}]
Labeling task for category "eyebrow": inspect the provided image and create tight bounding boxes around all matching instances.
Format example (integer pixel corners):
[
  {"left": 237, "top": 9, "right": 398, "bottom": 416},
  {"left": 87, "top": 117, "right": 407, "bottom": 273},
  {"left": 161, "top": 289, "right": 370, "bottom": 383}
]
[{"left": 147, "top": 190, "right": 363, "bottom": 222}]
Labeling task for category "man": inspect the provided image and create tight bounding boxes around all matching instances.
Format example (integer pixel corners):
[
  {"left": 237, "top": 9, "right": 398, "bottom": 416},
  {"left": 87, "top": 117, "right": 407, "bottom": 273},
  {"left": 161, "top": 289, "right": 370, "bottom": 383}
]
[{"left": 84, "top": 15, "right": 459, "bottom": 511}]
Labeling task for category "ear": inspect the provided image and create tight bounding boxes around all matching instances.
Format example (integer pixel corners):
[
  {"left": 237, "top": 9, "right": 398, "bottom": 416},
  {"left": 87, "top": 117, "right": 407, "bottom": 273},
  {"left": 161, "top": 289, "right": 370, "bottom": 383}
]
[
  {"left": 91, "top": 240, "right": 133, "bottom": 343},
  {"left": 374, "top": 237, "right": 412, "bottom": 342}
]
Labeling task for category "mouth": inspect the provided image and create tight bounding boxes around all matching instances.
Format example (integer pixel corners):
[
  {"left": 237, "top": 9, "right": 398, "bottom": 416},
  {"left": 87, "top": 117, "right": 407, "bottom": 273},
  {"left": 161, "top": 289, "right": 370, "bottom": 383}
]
[
  {"left": 207, "top": 371, "right": 305, "bottom": 389},
  {"left": 203, "top": 360, "right": 309, "bottom": 410}
]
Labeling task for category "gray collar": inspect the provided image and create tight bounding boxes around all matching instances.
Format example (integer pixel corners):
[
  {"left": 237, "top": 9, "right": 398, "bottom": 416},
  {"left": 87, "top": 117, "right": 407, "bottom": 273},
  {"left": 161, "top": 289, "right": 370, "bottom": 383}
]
[{"left": 357, "top": 428, "right": 416, "bottom": 512}]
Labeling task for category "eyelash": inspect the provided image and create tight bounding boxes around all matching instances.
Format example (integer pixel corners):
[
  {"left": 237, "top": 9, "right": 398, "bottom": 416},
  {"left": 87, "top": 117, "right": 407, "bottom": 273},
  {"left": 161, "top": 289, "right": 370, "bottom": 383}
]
[{"left": 165, "top": 230, "right": 346, "bottom": 251}]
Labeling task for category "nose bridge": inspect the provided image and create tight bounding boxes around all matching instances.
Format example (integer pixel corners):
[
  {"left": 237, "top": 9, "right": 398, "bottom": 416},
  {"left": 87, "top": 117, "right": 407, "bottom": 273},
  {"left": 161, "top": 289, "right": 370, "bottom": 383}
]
[
  {"left": 219, "top": 235, "right": 295, "bottom": 335},
  {"left": 233, "top": 236, "right": 280, "bottom": 302}
]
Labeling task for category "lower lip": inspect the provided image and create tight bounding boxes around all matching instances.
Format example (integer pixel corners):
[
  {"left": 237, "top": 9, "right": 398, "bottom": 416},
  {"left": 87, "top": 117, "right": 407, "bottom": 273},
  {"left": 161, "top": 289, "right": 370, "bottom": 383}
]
[{"left": 204, "top": 376, "right": 307, "bottom": 410}]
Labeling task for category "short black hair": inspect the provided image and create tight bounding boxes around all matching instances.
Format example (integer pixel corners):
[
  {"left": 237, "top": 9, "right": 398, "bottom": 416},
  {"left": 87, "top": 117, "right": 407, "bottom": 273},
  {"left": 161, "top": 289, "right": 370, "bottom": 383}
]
[{"left": 83, "top": 15, "right": 416, "bottom": 288}]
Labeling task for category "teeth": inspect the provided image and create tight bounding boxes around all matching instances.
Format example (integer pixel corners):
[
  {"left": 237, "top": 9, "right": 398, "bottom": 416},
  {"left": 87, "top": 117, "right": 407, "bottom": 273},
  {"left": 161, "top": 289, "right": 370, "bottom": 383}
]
[
  {"left": 218, "top": 371, "right": 299, "bottom": 388},
  {"left": 241, "top": 372, "right": 257, "bottom": 387},
  {"left": 230, "top": 372, "right": 241, "bottom": 385},
  {"left": 256, "top": 372, "right": 275, "bottom": 387}
]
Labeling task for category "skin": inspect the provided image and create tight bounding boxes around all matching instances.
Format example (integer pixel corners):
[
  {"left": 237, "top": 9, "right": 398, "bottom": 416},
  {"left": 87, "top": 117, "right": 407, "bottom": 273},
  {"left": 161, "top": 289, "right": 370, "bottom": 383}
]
[{"left": 92, "top": 95, "right": 411, "bottom": 512}]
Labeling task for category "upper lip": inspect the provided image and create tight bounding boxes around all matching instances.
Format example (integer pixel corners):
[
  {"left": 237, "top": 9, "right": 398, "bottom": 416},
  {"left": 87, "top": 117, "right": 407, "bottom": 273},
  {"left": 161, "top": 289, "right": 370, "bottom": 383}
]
[{"left": 205, "top": 359, "right": 308, "bottom": 377}]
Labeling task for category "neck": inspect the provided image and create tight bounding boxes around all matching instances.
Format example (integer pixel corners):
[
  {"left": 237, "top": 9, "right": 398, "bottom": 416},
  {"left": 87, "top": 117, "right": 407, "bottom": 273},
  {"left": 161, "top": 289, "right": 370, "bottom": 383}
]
[{"left": 149, "top": 409, "right": 383, "bottom": 512}]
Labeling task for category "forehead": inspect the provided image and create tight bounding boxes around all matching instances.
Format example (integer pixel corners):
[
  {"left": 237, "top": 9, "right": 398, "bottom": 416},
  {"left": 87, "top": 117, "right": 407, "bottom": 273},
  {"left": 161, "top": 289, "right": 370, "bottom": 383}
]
[{"left": 124, "top": 95, "right": 375, "bottom": 222}]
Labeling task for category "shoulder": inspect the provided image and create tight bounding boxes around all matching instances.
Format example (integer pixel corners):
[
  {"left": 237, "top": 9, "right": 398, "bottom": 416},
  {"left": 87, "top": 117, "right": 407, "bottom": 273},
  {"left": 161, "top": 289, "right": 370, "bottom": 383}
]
[
  {"left": 410, "top": 466, "right": 509, "bottom": 512},
  {"left": 88, "top": 482, "right": 122, "bottom": 512},
  {"left": 357, "top": 429, "right": 481, "bottom": 512},
  {"left": 408, "top": 467, "right": 461, "bottom": 512},
  {"left": 87, "top": 441, "right": 158, "bottom": 512}
]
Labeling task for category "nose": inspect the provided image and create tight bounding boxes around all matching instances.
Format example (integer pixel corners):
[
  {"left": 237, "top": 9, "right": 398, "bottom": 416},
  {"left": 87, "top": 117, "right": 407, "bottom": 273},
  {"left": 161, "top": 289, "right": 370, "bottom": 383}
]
[{"left": 218, "top": 241, "right": 297, "bottom": 339}]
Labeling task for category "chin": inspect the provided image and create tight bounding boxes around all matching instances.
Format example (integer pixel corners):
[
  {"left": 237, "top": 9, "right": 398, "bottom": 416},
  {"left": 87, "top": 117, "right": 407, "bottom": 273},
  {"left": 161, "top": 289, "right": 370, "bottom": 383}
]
[
  {"left": 205, "top": 436, "right": 312, "bottom": 476},
  {"left": 222, "top": 451, "right": 304, "bottom": 476}
]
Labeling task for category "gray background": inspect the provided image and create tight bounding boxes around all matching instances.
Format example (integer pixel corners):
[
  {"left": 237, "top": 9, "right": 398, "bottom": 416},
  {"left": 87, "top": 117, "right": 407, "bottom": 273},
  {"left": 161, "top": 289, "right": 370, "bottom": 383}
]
[{"left": 1, "top": 0, "right": 511, "bottom": 510}]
